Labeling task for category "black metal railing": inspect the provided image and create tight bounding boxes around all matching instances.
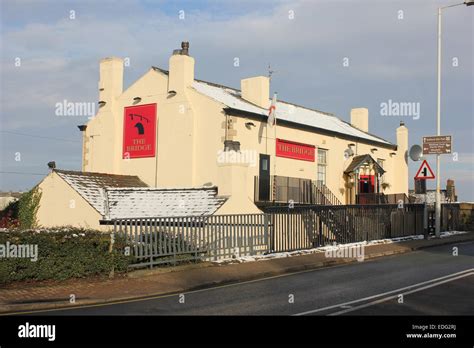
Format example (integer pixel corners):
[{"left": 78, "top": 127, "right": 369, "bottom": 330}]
[
  {"left": 114, "top": 205, "right": 428, "bottom": 268},
  {"left": 264, "top": 204, "right": 425, "bottom": 253},
  {"left": 254, "top": 175, "right": 342, "bottom": 205},
  {"left": 315, "top": 180, "right": 342, "bottom": 205},
  {"left": 427, "top": 203, "right": 473, "bottom": 233},
  {"left": 356, "top": 193, "right": 413, "bottom": 205}
]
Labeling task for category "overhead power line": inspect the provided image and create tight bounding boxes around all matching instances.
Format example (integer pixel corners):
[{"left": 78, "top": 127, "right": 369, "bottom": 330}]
[
  {"left": 0, "top": 171, "right": 47, "bottom": 176},
  {"left": 0, "top": 130, "right": 80, "bottom": 143}
]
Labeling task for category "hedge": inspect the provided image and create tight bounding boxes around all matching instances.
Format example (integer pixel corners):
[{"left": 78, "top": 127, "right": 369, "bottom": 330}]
[{"left": 0, "top": 227, "right": 132, "bottom": 284}]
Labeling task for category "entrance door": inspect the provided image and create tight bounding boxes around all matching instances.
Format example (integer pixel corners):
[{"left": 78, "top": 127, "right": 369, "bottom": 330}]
[
  {"left": 358, "top": 175, "right": 375, "bottom": 204},
  {"left": 259, "top": 154, "right": 271, "bottom": 201},
  {"left": 359, "top": 175, "right": 375, "bottom": 193}
]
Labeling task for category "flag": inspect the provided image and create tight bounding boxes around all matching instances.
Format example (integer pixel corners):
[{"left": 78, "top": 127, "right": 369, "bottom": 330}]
[{"left": 267, "top": 92, "right": 277, "bottom": 127}]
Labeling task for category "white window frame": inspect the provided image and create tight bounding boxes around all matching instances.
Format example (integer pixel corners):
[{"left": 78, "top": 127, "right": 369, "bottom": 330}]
[{"left": 317, "top": 148, "right": 328, "bottom": 185}]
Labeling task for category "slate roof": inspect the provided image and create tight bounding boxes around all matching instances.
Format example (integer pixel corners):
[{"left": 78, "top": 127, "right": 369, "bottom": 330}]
[
  {"left": 344, "top": 154, "right": 385, "bottom": 175},
  {"left": 103, "top": 187, "right": 227, "bottom": 220},
  {"left": 152, "top": 67, "right": 395, "bottom": 147},
  {"left": 54, "top": 170, "right": 148, "bottom": 215}
]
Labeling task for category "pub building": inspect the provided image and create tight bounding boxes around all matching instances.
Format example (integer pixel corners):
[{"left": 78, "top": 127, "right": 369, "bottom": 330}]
[{"left": 35, "top": 42, "right": 409, "bottom": 229}]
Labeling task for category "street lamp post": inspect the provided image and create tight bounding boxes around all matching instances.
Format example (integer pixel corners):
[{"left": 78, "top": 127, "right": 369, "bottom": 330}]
[{"left": 435, "top": 0, "right": 473, "bottom": 238}]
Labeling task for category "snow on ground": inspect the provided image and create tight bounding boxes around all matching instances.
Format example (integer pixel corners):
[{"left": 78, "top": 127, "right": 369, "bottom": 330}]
[
  {"left": 439, "top": 230, "right": 468, "bottom": 238},
  {"left": 213, "top": 231, "right": 468, "bottom": 264}
]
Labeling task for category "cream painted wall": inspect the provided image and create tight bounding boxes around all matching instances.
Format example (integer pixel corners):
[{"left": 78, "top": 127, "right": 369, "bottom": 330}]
[
  {"left": 214, "top": 163, "right": 262, "bottom": 215},
  {"left": 36, "top": 172, "right": 108, "bottom": 230},
  {"left": 186, "top": 85, "right": 408, "bottom": 204},
  {"left": 222, "top": 112, "right": 407, "bottom": 203},
  {"left": 115, "top": 69, "right": 196, "bottom": 187},
  {"left": 85, "top": 68, "right": 197, "bottom": 188},
  {"left": 82, "top": 55, "right": 408, "bottom": 210}
]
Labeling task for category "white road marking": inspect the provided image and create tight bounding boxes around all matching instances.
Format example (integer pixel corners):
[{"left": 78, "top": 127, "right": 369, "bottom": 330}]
[
  {"left": 293, "top": 268, "right": 473, "bottom": 316},
  {"left": 329, "top": 272, "right": 473, "bottom": 316}
]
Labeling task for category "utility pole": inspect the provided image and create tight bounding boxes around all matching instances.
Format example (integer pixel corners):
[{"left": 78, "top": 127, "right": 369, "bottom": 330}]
[
  {"left": 435, "top": 7, "right": 442, "bottom": 238},
  {"left": 435, "top": 1, "right": 473, "bottom": 237}
]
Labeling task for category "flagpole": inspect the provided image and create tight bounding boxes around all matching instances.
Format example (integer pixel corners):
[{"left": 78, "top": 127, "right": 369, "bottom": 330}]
[
  {"left": 274, "top": 101, "right": 277, "bottom": 177},
  {"left": 266, "top": 91, "right": 278, "bottom": 203}
]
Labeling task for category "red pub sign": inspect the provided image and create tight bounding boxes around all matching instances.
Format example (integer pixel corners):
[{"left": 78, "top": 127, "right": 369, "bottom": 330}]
[
  {"left": 122, "top": 103, "right": 157, "bottom": 158},
  {"left": 276, "top": 138, "right": 315, "bottom": 162}
]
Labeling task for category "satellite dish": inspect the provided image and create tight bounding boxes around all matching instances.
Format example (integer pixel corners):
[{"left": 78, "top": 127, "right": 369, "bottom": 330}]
[
  {"left": 344, "top": 148, "right": 354, "bottom": 160},
  {"left": 409, "top": 145, "right": 423, "bottom": 161}
]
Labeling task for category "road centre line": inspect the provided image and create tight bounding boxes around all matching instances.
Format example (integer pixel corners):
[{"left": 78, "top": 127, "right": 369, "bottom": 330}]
[
  {"left": 293, "top": 268, "right": 473, "bottom": 316},
  {"left": 329, "top": 272, "right": 473, "bottom": 316}
]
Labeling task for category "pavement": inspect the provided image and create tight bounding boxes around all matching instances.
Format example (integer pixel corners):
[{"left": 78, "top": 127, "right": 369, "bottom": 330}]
[{"left": 0, "top": 232, "right": 473, "bottom": 315}]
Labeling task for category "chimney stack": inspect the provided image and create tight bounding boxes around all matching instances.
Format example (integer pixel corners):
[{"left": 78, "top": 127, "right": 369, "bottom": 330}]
[
  {"left": 99, "top": 57, "right": 124, "bottom": 105},
  {"left": 168, "top": 41, "right": 195, "bottom": 93},
  {"left": 350, "top": 108, "right": 369, "bottom": 133},
  {"left": 241, "top": 76, "right": 270, "bottom": 109},
  {"left": 396, "top": 122, "right": 409, "bottom": 194}
]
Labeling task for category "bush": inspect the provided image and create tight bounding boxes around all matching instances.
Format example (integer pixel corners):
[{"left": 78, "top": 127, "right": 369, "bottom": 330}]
[{"left": 0, "top": 227, "right": 132, "bottom": 284}]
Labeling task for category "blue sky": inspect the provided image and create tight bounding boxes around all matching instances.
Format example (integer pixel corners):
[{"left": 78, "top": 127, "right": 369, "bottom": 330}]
[{"left": 0, "top": 0, "right": 473, "bottom": 200}]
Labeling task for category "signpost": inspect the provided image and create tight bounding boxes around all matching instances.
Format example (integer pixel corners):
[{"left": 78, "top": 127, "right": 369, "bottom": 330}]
[
  {"left": 414, "top": 159, "right": 436, "bottom": 235},
  {"left": 423, "top": 135, "right": 452, "bottom": 155},
  {"left": 422, "top": 135, "right": 453, "bottom": 238}
]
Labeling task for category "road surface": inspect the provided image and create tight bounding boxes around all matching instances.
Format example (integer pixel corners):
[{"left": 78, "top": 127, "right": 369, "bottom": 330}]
[{"left": 26, "top": 241, "right": 474, "bottom": 315}]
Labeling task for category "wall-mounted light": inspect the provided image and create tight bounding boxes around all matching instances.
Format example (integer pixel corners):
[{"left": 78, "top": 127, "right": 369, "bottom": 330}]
[
  {"left": 344, "top": 147, "right": 354, "bottom": 159},
  {"left": 245, "top": 122, "right": 256, "bottom": 129},
  {"left": 133, "top": 97, "right": 142, "bottom": 104},
  {"left": 168, "top": 90, "right": 177, "bottom": 97},
  {"left": 390, "top": 152, "right": 396, "bottom": 157},
  {"left": 98, "top": 101, "right": 106, "bottom": 108},
  {"left": 77, "top": 125, "right": 87, "bottom": 132},
  {"left": 348, "top": 143, "right": 355, "bottom": 147},
  {"left": 371, "top": 148, "right": 378, "bottom": 153}
]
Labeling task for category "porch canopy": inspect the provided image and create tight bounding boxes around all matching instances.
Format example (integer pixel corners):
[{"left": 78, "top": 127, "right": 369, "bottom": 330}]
[
  {"left": 344, "top": 154, "right": 386, "bottom": 204},
  {"left": 344, "top": 154, "right": 385, "bottom": 176}
]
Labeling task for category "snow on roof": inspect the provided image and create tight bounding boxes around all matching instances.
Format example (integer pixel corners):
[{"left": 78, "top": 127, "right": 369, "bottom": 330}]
[
  {"left": 55, "top": 170, "right": 148, "bottom": 215},
  {"left": 192, "top": 80, "right": 393, "bottom": 146},
  {"left": 103, "top": 187, "right": 227, "bottom": 220}
]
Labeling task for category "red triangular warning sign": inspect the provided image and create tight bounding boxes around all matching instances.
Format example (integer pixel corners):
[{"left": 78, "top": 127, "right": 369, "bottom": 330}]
[{"left": 415, "top": 160, "right": 435, "bottom": 180}]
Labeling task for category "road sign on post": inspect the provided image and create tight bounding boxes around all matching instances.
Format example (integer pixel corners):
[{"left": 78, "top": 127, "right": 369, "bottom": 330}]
[
  {"left": 415, "top": 160, "right": 435, "bottom": 180},
  {"left": 423, "top": 135, "right": 452, "bottom": 155}
]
